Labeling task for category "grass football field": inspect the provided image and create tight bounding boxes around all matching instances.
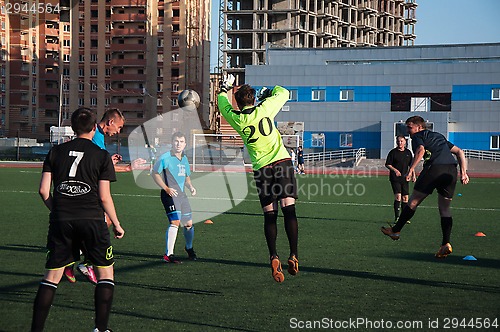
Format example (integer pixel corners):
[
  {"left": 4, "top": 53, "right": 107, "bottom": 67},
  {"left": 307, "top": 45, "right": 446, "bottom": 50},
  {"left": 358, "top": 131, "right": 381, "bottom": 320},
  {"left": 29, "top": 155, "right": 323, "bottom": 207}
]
[{"left": 0, "top": 167, "right": 499, "bottom": 331}]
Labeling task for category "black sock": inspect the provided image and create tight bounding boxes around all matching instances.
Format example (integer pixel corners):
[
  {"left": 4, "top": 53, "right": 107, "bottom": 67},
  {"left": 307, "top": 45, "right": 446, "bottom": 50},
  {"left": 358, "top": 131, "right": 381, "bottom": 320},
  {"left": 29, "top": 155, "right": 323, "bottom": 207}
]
[
  {"left": 393, "top": 200, "right": 401, "bottom": 220},
  {"left": 94, "top": 279, "right": 115, "bottom": 331},
  {"left": 392, "top": 205, "right": 416, "bottom": 233},
  {"left": 441, "top": 217, "right": 453, "bottom": 245},
  {"left": 263, "top": 211, "right": 278, "bottom": 258},
  {"left": 282, "top": 204, "right": 298, "bottom": 258},
  {"left": 31, "top": 280, "right": 58, "bottom": 332}
]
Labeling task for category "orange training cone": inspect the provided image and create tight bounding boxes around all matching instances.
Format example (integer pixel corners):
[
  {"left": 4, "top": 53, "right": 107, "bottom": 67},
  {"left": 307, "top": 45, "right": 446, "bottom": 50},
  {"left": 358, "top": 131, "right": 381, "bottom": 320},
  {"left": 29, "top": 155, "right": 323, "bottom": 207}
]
[
  {"left": 474, "top": 232, "right": 486, "bottom": 237},
  {"left": 204, "top": 219, "right": 214, "bottom": 224}
]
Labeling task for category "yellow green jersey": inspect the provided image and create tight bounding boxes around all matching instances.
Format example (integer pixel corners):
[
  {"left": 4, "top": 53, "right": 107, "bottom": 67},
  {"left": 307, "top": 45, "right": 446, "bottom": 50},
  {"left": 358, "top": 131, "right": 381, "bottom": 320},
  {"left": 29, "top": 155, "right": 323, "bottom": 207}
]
[{"left": 218, "top": 85, "right": 291, "bottom": 170}]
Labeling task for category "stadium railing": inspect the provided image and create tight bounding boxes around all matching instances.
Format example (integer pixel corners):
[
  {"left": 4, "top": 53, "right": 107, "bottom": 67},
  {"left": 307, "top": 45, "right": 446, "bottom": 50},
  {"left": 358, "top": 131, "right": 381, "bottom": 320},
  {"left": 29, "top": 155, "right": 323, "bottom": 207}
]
[{"left": 463, "top": 149, "right": 500, "bottom": 162}]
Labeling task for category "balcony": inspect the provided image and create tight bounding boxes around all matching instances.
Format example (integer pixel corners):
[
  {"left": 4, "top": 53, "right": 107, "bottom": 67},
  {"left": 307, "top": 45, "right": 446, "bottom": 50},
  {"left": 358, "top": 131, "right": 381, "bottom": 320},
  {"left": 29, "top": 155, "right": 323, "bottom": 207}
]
[
  {"left": 110, "top": 59, "right": 147, "bottom": 67},
  {"left": 110, "top": 73, "right": 147, "bottom": 82},
  {"left": 111, "top": 0, "right": 147, "bottom": 6},
  {"left": 109, "top": 88, "right": 144, "bottom": 97},
  {"left": 111, "top": 28, "right": 147, "bottom": 37},
  {"left": 110, "top": 43, "right": 147, "bottom": 52},
  {"left": 111, "top": 13, "right": 147, "bottom": 22}
]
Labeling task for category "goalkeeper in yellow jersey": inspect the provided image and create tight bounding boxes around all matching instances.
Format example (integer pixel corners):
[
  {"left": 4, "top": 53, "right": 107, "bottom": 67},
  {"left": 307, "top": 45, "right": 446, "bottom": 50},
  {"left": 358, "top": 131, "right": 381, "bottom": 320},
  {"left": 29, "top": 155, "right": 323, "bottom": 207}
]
[{"left": 217, "top": 74, "right": 299, "bottom": 283}]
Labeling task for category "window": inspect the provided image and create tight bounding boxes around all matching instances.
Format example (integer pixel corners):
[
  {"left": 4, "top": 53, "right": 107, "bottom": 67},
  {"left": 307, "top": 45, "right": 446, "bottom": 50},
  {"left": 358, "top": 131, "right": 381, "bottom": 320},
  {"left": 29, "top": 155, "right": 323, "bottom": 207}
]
[
  {"left": 91, "top": 98, "right": 97, "bottom": 106},
  {"left": 79, "top": 83, "right": 84, "bottom": 91},
  {"left": 172, "top": 83, "right": 179, "bottom": 92},
  {"left": 311, "top": 133, "right": 325, "bottom": 148},
  {"left": 340, "top": 89, "right": 354, "bottom": 101},
  {"left": 340, "top": 133, "right": 353, "bottom": 147},
  {"left": 171, "top": 53, "right": 178, "bottom": 62},
  {"left": 63, "top": 40, "right": 70, "bottom": 47},
  {"left": 281, "top": 105, "right": 290, "bottom": 112},
  {"left": 79, "top": 54, "right": 84, "bottom": 62},
  {"left": 312, "top": 89, "right": 325, "bottom": 101},
  {"left": 394, "top": 122, "right": 408, "bottom": 137},
  {"left": 91, "top": 39, "right": 98, "bottom": 47},
  {"left": 289, "top": 89, "right": 298, "bottom": 101},
  {"left": 91, "top": 68, "right": 97, "bottom": 76},
  {"left": 91, "top": 83, "right": 97, "bottom": 91},
  {"left": 63, "top": 54, "right": 70, "bottom": 62},
  {"left": 391, "top": 93, "right": 451, "bottom": 112},
  {"left": 63, "top": 24, "right": 70, "bottom": 32},
  {"left": 78, "top": 98, "right": 84, "bottom": 106},
  {"left": 491, "top": 135, "right": 499, "bottom": 149},
  {"left": 172, "top": 38, "right": 179, "bottom": 47},
  {"left": 492, "top": 88, "right": 500, "bottom": 101},
  {"left": 90, "top": 54, "right": 98, "bottom": 62}
]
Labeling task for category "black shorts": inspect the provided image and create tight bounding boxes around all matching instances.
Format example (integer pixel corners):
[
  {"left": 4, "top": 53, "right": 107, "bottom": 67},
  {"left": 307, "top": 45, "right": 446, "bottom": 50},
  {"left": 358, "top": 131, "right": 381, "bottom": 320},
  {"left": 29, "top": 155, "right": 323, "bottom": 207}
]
[
  {"left": 45, "top": 218, "right": 114, "bottom": 269},
  {"left": 253, "top": 159, "right": 298, "bottom": 207},
  {"left": 160, "top": 190, "right": 192, "bottom": 223},
  {"left": 390, "top": 179, "right": 409, "bottom": 196},
  {"left": 414, "top": 164, "right": 457, "bottom": 199}
]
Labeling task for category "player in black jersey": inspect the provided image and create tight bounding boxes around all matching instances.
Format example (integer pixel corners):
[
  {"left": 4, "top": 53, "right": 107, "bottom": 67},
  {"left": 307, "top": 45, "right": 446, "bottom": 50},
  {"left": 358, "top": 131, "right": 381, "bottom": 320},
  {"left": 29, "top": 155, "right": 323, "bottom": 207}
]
[
  {"left": 381, "top": 116, "right": 469, "bottom": 258},
  {"left": 31, "top": 108, "right": 125, "bottom": 332},
  {"left": 385, "top": 135, "right": 415, "bottom": 223}
]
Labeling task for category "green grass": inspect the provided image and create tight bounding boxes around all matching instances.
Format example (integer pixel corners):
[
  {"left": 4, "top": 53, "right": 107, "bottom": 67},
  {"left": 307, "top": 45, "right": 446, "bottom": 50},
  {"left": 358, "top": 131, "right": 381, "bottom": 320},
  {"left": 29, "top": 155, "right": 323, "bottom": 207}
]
[{"left": 0, "top": 168, "right": 499, "bottom": 331}]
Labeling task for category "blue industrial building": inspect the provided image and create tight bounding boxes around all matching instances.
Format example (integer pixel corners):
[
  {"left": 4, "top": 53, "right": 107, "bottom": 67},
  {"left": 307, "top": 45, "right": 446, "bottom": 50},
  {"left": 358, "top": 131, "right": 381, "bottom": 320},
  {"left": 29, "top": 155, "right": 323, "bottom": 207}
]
[{"left": 245, "top": 43, "right": 500, "bottom": 158}]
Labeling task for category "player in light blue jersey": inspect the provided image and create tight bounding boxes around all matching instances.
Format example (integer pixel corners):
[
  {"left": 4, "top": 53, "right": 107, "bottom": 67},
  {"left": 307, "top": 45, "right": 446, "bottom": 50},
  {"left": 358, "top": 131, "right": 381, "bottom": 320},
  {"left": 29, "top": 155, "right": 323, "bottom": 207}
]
[{"left": 152, "top": 132, "right": 197, "bottom": 263}]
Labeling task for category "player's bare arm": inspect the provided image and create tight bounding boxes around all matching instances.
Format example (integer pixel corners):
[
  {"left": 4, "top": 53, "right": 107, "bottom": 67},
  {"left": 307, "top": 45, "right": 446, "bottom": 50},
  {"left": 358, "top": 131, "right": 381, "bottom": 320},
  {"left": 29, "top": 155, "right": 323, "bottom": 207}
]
[
  {"left": 38, "top": 172, "right": 53, "bottom": 211},
  {"left": 151, "top": 170, "right": 178, "bottom": 197},
  {"left": 185, "top": 176, "right": 196, "bottom": 196},
  {"left": 450, "top": 146, "right": 469, "bottom": 184},
  {"left": 98, "top": 180, "right": 124, "bottom": 239},
  {"left": 406, "top": 145, "right": 425, "bottom": 181}
]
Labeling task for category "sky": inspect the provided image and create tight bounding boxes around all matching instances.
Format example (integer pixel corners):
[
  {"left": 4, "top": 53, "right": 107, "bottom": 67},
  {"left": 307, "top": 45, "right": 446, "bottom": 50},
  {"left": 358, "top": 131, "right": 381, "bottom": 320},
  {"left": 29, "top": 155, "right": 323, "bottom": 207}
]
[{"left": 209, "top": 0, "right": 500, "bottom": 72}]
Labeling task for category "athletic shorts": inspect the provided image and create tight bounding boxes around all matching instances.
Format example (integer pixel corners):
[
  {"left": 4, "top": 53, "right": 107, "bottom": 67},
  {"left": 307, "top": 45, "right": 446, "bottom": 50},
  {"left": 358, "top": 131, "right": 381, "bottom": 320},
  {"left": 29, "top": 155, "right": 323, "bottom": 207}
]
[
  {"left": 414, "top": 164, "right": 457, "bottom": 199},
  {"left": 45, "top": 218, "right": 114, "bottom": 269},
  {"left": 161, "top": 190, "right": 192, "bottom": 223},
  {"left": 253, "top": 159, "right": 298, "bottom": 207},
  {"left": 390, "top": 180, "right": 409, "bottom": 196}
]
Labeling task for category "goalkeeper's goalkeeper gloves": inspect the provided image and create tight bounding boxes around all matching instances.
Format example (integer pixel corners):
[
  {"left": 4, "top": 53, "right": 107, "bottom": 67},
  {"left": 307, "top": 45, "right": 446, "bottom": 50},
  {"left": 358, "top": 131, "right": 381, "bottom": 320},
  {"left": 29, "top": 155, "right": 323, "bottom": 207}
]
[
  {"left": 220, "top": 74, "right": 236, "bottom": 93},
  {"left": 256, "top": 87, "right": 272, "bottom": 101}
]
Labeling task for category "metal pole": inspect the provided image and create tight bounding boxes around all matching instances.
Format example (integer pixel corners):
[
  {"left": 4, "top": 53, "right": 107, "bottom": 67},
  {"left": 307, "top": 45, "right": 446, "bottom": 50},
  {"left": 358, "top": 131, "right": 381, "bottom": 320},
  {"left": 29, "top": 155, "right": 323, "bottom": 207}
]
[
  {"left": 16, "top": 129, "right": 20, "bottom": 161},
  {"left": 322, "top": 133, "right": 325, "bottom": 175}
]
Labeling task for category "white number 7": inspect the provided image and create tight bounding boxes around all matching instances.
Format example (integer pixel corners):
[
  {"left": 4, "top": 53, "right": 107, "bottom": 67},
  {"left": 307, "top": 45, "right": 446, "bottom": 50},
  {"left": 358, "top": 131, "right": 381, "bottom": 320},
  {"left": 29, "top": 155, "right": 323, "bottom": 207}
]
[{"left": 69, "top": 151, "right": 84, "bottom": 177}]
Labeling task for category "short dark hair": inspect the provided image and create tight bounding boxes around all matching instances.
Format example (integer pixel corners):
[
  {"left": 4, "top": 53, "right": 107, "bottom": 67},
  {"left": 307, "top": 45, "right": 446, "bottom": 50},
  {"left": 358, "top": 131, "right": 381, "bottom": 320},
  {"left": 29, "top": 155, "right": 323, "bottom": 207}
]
[
  {"left": 71, "top": 107, "right": 96, "bottom": 135},
  {"left": 396, "top": 135, "right": 407, "bottom": 141},
  {"left": 405, "top": 115, "right": 425, "bottom": 127},
  {"left": 100, "top": 108, "right": 125, "bottom": 123},
  {"left": 171, "top": 131, "right": 185, "bottom": 142},
  {"left": 234, "top": 84, "right": 256, "bottom": 110}
]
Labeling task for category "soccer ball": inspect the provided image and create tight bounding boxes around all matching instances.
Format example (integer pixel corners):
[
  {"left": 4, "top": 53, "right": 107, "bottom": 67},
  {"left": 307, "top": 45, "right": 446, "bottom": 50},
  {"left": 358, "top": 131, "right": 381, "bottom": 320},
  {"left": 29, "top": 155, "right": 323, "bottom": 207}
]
[{"left": 178, "top": 89, "right": 200, "bottom": 109}]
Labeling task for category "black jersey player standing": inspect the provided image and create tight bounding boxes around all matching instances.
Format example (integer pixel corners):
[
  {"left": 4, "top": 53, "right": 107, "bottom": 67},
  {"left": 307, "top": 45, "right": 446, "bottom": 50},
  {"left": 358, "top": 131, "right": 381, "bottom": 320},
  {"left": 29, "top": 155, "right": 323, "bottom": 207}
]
[
  {"left": 385, "top": 135, "right": 415, "bottom": 223},
  {"left": 31, "top": 107, "right": 125, "bottom": 332},
  {"left": 381, "top": 116, "right": 469, "bottom": 258}
]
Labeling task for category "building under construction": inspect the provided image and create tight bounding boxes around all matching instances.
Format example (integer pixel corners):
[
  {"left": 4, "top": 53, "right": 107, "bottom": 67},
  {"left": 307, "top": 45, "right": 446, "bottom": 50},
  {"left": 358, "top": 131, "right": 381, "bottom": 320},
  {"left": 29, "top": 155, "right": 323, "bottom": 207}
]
[
  {"left": 0, "top": 0, "right": 211, "bottom": 142},
  {"left": 222, "top": 0, "right": 417, "bottom": 83}
]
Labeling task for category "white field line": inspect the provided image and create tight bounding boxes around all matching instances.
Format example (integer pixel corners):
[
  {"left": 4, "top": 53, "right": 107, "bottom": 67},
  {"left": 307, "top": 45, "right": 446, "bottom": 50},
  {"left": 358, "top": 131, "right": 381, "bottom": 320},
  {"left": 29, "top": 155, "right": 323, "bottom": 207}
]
[{"left": 1, "top": 190, "right": 499, "bottom": 212}]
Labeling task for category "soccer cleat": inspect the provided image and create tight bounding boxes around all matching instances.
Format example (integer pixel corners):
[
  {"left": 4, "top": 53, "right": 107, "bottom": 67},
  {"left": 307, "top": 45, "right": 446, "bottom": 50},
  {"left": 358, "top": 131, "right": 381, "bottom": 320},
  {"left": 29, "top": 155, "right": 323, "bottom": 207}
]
[
  {"left": 93, "top": 328, "right": 113, "bottom": 332},
  {"left": 163, "top": 254, "right": 182, "bottom": 264},
  {"left": 185, "top": 247, "right": 197, "bottom": 261},
  {"left": 287, "top": 255, "right": 299, "bottom": 276},
  {"left": 380, "top": 226, "right": 400, "bottom": 240},
  {"left": 435, "top": 243, "right": 453, "bottom": 259},
  {"left": 270, "top": 256, "right": 285, "bottom": 283},
  {"left": 64, "top": 265, "right": 76, "bottom": 283},
  {"left": 77, "top": 263, "right": 97, "bottom": 284}
]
